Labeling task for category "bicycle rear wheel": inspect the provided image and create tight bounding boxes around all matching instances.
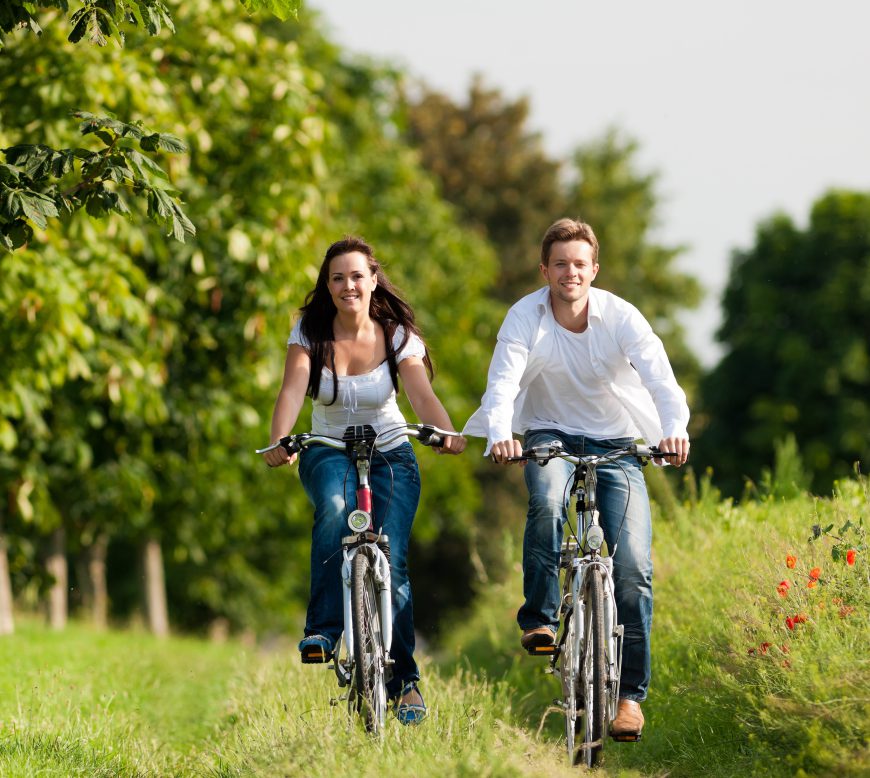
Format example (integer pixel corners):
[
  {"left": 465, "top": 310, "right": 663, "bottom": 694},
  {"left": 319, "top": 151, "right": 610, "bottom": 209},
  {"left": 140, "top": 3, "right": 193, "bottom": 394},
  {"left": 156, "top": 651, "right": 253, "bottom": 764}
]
[
  {"left": 578, "top": 566, "right": 607, "bottom": 767},
  {"left": 351, "top": 547, "right": 388, "bottom": 734}
]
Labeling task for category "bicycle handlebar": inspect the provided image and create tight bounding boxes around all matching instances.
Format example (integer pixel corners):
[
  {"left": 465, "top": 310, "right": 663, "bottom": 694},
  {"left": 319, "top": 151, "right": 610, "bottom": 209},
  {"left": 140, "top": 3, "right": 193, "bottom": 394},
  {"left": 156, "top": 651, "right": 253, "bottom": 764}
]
[
  {"left": 256, "top": 423, "right": 462, "bottom": 460},
  {"left": 505, "top": 441, "right": 678, "bottom": 466}
]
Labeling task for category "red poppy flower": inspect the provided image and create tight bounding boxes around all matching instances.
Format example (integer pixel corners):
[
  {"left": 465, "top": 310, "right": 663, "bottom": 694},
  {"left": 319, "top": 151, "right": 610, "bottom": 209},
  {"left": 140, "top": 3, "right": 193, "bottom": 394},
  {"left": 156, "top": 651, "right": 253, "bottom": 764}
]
[
  {"left": 809, "top": 567, "right": 821, "bottom": 580},
  {"left": 839, "top": 605, "right": 855, "bottom": 618},
  {"left": 777, "top": 580, "right": 791, "bottom": 597},
  {"left": 786, "top": 617, "right": 795, "bottom": 630},
  {"left": 807, "top": 580, "right": 817, "bottom": 589},
  {"left": 794, "top": 613, "right": 808, "bottom": 624},
  {"left": 846, "top": 549, "right": 857, "bottom": 566},
  {"left": 786, "top": 555, "right": 797, "bottom": 569},
  {"left": 760, "top": 642, "right": 772, "bottom": 654}
]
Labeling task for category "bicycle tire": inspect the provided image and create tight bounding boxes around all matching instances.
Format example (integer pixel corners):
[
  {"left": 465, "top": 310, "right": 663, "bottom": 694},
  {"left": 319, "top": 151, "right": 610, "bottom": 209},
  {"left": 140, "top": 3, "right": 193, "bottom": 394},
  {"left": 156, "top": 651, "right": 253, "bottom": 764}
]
[
  {"left": 558, "top": 597, "right": 582, "bottom": 762},
  {"left": 578, "top": 566, "right": 607, "bottom": 767},
  {"left": 351, "top": 547, "right": 387, "bottom": 734}
]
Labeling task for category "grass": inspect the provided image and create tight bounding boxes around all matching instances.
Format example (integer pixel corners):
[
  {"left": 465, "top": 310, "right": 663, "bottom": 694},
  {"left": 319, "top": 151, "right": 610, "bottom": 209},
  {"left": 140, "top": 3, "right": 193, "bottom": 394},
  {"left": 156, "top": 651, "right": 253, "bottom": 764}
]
[{"left": 0, "top": 474, "right": 867, "bottom": 776}]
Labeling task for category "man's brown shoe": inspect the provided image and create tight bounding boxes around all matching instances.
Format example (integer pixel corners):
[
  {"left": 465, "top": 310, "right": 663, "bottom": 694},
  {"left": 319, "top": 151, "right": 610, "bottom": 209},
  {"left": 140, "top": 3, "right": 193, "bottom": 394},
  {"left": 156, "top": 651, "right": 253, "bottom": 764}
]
[
  {"left": 520, "top": 626, "right": 556, "bottom": 652},
  {"left": 610, "top": 699, "right": 644, "bottom": 741}
]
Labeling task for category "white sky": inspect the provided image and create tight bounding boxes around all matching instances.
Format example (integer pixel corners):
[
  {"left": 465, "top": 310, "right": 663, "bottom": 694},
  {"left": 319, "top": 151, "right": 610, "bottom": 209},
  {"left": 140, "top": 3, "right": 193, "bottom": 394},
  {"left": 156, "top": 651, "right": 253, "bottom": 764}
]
[{"left": 310, "top": 0, "right": 870, "bottom": 365}]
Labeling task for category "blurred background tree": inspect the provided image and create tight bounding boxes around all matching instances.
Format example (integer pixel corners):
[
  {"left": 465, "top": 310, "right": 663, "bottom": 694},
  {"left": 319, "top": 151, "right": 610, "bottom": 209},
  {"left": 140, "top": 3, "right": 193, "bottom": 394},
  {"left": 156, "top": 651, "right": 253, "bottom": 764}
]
[{"left": 694, "top": 190, "right": 870, "bottom": 496}]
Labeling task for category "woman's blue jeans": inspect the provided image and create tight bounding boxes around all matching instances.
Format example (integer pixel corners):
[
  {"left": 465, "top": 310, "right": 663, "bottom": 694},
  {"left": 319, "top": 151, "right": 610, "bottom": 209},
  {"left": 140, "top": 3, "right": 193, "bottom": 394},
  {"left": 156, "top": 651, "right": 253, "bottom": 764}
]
[
  {"left": 518, "top": 430, "right": 653, "bottom": 702},
  {"left": 298, "top": 442, "right": 421, "bottom": 698}
]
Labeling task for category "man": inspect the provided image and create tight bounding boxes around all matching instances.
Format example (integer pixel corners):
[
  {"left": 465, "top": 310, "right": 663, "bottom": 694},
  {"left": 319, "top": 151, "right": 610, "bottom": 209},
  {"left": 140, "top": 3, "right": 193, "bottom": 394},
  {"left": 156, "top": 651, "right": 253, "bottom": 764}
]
[{"left": 463, "top": 218, "right": 690, "bottom": 739}]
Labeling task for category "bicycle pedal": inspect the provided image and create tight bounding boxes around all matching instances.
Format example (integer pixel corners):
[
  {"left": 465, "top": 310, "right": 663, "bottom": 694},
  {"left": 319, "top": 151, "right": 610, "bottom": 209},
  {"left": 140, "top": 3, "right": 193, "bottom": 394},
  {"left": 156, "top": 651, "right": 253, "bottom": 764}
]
[
  {"left": 525, "top": 644, "right": 557, "bottom": 656},
  {"left": 611, "top": 732, "right": 642, "bottom": 743},
  {"left": 301, "top": 649, "right": 331, "bottom": 664}
]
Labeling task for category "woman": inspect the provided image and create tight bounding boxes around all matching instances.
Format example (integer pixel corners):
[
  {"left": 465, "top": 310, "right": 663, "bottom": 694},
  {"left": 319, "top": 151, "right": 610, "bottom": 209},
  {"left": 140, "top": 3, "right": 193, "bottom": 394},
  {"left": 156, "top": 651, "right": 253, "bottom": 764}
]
[{"left": 262, "top": 236, "right": 465, "bottom": 724}]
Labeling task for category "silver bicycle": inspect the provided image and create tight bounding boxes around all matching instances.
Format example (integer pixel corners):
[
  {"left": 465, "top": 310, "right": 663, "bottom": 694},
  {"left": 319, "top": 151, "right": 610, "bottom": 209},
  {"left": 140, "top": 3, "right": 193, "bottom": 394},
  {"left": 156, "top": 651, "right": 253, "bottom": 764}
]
[
  {"left": 258, "top": 423, "right": 459, "bottom": 734},
  {"left": 510, "top": 441, "right": 672, "bottom": 767}
]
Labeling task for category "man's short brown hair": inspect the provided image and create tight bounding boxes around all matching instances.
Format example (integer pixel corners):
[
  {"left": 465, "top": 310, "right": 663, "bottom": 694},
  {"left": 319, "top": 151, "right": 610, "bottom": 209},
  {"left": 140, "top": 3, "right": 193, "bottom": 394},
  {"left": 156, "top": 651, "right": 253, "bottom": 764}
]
[{"left": 540, "top": 218, "right": 599, "bottom": 265}]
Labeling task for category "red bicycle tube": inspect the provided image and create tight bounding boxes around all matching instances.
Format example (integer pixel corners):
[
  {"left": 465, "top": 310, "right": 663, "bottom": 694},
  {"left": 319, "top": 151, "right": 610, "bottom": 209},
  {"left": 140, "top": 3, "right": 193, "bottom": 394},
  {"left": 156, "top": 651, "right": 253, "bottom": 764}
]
[{"left": 356, "top": 486, "right": 372, "bottom": 513}]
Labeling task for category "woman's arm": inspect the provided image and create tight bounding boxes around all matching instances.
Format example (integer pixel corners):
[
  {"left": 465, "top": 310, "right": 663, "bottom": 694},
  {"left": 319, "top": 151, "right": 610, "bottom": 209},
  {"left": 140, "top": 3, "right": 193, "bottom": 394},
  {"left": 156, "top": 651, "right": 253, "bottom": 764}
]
[
  {"left": 263, "top": 344, "right": 312, "bottom": 467},
  {"left": 398, "top": 357, "right": 466, "bottom": 455}
]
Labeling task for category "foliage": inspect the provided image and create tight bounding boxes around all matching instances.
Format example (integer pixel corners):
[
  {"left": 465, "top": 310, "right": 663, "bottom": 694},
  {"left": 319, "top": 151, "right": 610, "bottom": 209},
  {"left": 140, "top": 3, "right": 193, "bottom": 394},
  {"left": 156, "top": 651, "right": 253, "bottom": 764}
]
[
  {"left": 696, "top": 190, "right": 870, "bottom": 496},
  {"left": 1, "top": 111, "right": 193, "bottom": 251},
  {"left": 405, "top": 76, "right": 563, "bottom": 302},
  {"left": 0, "top": 0, "right": 501, "bottom": 634},
  {"left": 0, "top": 0, "right": 299, "bottom": 49}
]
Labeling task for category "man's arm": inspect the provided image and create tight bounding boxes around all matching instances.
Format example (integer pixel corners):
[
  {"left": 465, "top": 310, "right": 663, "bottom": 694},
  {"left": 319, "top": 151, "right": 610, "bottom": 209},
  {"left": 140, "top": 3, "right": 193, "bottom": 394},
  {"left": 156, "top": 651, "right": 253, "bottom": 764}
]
[
  {"left": 617, "top": 306, "right": 691, "bottom": 466},
  {"left": 462, "top": 308, "right": 533, "bottom": 459}
]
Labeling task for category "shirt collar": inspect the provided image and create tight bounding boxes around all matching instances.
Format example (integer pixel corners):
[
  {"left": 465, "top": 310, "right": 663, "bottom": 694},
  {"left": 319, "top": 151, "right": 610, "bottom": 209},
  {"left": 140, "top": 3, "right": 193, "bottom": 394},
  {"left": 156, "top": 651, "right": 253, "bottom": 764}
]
[{"left": 535, "top": 286, "right": 601, "bottom": 320}]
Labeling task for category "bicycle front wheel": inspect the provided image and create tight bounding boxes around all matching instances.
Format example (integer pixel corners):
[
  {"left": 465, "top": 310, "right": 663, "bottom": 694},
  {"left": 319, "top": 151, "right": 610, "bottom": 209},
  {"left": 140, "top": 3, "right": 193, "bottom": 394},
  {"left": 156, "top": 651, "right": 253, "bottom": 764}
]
[
  {"left": 559, "top": 603, "right": 581, "bottom": 762},
  {"left": 578, "top": 566, "right": 607, "bottom": 767},
  {"left": 351, "top": 547, "right": 388, "bottom": 734}
]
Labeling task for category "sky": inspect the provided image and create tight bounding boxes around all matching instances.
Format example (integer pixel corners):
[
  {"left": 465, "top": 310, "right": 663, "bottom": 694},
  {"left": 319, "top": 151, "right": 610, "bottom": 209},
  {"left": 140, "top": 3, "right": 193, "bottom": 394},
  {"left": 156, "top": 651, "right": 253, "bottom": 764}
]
[{"left": 310, "top": 0, "right": 869, "bottom": 365}]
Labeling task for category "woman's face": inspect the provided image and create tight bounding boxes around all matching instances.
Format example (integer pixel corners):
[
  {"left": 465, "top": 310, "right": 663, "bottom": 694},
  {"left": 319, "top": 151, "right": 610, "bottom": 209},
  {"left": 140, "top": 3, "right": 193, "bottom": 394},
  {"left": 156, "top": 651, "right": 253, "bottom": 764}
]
[{"left": 327, "top": 251, "right": 377, "bottom": 315}]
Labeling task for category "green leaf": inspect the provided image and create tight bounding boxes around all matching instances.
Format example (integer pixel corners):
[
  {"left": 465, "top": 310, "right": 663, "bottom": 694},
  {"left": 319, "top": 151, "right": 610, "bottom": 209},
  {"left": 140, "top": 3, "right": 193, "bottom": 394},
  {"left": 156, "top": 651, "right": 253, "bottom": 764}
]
[
  {"left": 68, "top": 8, "right": 89, "bottom": 43},
  {"left": 141, "top": 133, "right": 187, "bottom": 154},
  {"left": 239, "top": 0, "right": 300, "bottom": 21},
  {"left": 20, "top": 191, "right": 60, "bottom": 229},
  {"left": 125, "top": 149, "right": 169, "bottom": 181}
]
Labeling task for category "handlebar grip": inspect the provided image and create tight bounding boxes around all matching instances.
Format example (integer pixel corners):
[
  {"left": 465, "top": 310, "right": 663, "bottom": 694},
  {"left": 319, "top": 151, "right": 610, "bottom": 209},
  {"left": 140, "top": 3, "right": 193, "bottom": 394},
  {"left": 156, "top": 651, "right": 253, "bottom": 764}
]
[{"left": 428, "top": 434, "right": 445, "bottom": 448}]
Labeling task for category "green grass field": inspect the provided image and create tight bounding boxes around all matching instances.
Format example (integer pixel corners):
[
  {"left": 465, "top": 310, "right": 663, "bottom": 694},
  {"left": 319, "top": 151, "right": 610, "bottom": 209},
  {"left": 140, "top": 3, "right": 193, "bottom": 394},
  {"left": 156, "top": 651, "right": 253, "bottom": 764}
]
[{"left": 1, "top": 475, "right": 867, "bottom": 776}]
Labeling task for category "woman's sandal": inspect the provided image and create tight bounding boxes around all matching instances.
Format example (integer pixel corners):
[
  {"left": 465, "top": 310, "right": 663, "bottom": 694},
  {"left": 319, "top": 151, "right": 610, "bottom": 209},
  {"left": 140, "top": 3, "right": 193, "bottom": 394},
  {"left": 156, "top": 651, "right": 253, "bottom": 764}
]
[
  {"left": 393, "top": 681, "right": 427, "bottom": 725},
  {"left": 298, "top": 634, "right": 334, "bottom": 664}
]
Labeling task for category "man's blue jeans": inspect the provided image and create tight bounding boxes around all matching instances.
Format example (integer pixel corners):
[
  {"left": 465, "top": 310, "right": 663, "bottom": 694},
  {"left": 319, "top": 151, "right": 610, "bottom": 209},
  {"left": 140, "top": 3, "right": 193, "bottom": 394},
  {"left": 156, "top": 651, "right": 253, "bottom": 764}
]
[
  {"left": 298, "top": 442, "right": 421, "bottom": 698},
  {"left": 518, "top": 429, "right": 653, "bottom": 702}
]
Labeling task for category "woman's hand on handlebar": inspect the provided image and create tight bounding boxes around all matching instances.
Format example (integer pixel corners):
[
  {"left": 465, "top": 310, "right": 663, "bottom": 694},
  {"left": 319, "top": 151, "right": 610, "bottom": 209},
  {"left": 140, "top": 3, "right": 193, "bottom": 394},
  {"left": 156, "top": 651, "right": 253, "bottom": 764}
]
[
  {"left": 435, "top": 434, "right": 467, "bottom": 455},
  {"left": 490, "top": 438, "right": 525, "bottom": 465},
  {"left": 263, "top": 441, "right": 297, "bottom": 468}
]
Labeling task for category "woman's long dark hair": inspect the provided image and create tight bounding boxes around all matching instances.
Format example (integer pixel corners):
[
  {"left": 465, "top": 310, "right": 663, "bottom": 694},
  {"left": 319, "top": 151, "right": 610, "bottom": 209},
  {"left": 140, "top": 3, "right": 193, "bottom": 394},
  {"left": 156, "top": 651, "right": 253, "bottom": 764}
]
[{"left": 298, "top": 236, "right": 433, "bottom": 404}]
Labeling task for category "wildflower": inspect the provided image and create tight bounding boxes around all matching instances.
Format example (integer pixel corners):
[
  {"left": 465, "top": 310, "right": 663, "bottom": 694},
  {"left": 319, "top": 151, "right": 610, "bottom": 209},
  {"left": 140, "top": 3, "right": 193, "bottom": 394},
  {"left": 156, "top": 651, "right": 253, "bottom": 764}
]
[
  {"left": 759, "top": 642, "right": 772, "bottom": 655},
  {"left": 777, "top": 580, "right": 791, "bottom": 597},
  {"left": 794, "top": 613, "right": 808, "bottom": 624},
  {"left": 832, "top": 596, "right": 843, "bottom": 606},
  {"left": 780, "top": 644, "right": 790, "bottom": 654},
  {"left": 782, "top": 659, "right": 791, "bottom": 669},
  {"left": 786, "top": 554, "right": 797, "bottom": 569},
  {"left": 747, "top": 647, "right": 756, "bottom": 655},
  {"left": 839, "top": 605, "right": 855, "bottom": 618},
  {"left": 846, "top": 549, "right": 857, "bottom": 566},
  {"left": 807, "top": 580, "right": 817, "bottom": 589},
  {"left": 809, "top": 567, "right": 821, "bottom": 580},
  {"left": 786, "top": 617, "right": 795, "bottom": 630}
]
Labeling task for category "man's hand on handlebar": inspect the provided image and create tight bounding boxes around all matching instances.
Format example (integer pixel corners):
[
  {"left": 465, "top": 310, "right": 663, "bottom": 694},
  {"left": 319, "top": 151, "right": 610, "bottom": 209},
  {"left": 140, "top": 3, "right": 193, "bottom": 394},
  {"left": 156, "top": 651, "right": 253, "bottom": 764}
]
[
  {"left": 656, "top": 436, "right": 689, "bottom": 467},
  {"left": 490, "top": 438, "right": 525, "bottom": 465}
]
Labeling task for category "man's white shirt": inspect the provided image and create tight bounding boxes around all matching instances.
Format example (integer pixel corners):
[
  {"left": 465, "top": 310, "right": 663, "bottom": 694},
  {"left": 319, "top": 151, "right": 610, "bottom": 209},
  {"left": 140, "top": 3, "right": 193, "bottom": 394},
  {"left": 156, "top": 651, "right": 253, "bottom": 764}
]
[{"left": 463, "top": 287, "right": 690, "bottom": 455}]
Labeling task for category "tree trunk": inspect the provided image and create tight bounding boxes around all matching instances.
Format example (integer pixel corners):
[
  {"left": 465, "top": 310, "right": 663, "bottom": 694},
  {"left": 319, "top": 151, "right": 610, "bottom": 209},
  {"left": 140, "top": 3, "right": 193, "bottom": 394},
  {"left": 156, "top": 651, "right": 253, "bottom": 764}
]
[
  {"left": 80, "top": 535, "right": 109, "bottom": 629},
  {"left": 0, "top": 533, "right": 14, "bottom": 635},
  {"left": 143, "top": 538, "right": 169, "bottom": 638},
  {"left": 46, "top": 526, "right": 67, "bottom": 630}
]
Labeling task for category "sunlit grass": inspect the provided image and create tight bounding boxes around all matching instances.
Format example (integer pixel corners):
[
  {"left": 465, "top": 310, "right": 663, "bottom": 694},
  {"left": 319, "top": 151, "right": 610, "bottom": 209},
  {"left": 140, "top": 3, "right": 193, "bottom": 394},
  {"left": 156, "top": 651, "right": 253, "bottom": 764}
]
[{"left": 0, "top": 475, "right": 866, "bottom": 776}]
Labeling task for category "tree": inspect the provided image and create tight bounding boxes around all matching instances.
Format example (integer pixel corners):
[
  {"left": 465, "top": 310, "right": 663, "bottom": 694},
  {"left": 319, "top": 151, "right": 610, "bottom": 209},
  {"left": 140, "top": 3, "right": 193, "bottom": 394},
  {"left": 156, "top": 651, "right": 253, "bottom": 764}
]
[
  {"left": 0, "top": 0, "right": 299, "bottom": 49},
  {"left": 405, "top": 76, "right": 564, "bottom": 302},
  {"left": 695, "top": 190, "right": 870, "bottom": 496},
  {"left": 562, "top": 130, "right": 703, "bottom": 395},
  {"left": 0, "top": 0, "right": 502, "bottom": 638}
]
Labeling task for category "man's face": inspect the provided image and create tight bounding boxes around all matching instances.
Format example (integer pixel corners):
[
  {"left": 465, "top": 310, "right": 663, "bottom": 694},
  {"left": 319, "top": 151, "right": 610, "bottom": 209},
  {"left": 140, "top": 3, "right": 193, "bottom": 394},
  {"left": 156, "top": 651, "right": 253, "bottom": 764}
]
[{"left": 540, "top": 240, "right": 599, "bottom": 304}]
